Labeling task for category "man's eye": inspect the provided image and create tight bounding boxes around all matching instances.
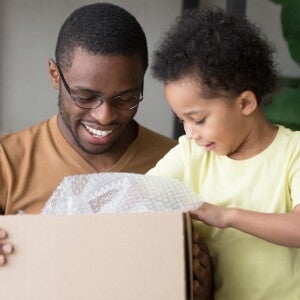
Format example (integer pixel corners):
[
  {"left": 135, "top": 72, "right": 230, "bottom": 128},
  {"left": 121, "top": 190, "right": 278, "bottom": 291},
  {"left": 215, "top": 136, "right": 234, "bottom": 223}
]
[
  {"left": 113, "top": 95, "right": 139, "bottom": 102},
  {"left": 73, "top": 95, "right": 98, "bottom": 102}
]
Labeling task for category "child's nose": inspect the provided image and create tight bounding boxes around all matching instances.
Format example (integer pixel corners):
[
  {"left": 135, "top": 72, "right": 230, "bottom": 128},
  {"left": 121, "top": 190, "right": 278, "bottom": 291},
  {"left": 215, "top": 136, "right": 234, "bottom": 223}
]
[{"left": 184, "top": 123, "right": 200, "bottom": 140}]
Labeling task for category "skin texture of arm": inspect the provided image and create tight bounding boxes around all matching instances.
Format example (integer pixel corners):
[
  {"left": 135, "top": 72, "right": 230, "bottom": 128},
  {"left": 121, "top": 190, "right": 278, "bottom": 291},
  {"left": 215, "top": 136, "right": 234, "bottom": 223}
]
[{"left": 190, "top": 203, "right": 300, "bottom": 248}]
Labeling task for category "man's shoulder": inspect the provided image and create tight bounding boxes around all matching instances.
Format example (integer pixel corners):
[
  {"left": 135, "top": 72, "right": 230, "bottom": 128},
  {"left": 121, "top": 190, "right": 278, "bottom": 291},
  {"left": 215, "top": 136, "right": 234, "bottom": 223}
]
[
  {"left": 0, "top": 116, "right": 56, "bottom": 150},
  {"left": 137, "top": 124, "right": 177, "bottom": 149},
  {"left": 122, "top": 124, "right": 177, "bottom": 174}
]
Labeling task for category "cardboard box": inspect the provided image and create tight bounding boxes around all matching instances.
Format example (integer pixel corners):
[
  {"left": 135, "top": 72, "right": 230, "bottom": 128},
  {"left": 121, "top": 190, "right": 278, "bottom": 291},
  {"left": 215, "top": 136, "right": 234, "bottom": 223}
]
[{"left": 0, "top": 212, "right": 193, "bottom": 300}]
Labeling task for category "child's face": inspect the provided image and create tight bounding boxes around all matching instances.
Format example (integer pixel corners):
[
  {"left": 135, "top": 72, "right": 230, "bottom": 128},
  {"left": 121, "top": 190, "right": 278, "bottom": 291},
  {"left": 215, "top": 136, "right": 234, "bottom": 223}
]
[{"left": 165, "top": 77, "right": 247, "bottom": 157}]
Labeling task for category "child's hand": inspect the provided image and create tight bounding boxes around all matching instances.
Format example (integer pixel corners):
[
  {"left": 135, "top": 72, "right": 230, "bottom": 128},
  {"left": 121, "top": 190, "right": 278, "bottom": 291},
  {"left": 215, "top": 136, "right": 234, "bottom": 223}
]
[
  {"left": 192, "top": 231, "right": 213, "bottom": 300},
  {"left": 190, "top": 202, "right": 232, "bottom": 229},
  {"left": 0, "top": 228, "right": 13, "bottom": 266}
]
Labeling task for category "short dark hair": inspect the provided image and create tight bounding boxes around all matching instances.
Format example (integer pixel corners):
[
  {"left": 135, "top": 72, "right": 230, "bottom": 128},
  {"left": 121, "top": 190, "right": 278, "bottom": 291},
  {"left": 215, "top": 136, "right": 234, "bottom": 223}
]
[
  {"left": 151, "top": 8, "right": 278, "bottom": 105},
  {"left": 55, "top": 3, "right": 148, "bottom": 72}
]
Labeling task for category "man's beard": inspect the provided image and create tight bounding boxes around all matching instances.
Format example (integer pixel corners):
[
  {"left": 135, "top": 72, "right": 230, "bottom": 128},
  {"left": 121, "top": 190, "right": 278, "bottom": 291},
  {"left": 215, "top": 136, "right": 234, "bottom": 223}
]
[
  {"left": 58, "top": 92, "right": 137, "bottom": 156},
  {"left": 58, "top": 92, "right": 109, "bottom": 155}
]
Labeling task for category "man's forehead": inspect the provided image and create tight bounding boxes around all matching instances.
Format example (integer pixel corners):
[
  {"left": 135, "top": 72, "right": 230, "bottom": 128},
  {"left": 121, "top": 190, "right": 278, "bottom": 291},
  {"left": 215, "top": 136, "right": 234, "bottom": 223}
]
[{"left": 64, "top": 47, "right": 143, "bottom": 70}]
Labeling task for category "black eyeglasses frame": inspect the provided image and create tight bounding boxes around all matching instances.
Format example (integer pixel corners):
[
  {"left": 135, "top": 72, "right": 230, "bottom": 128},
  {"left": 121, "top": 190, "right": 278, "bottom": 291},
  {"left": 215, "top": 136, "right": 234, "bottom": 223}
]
[{"left": 56, "top": 63, "right": 143, "bottom": 111}]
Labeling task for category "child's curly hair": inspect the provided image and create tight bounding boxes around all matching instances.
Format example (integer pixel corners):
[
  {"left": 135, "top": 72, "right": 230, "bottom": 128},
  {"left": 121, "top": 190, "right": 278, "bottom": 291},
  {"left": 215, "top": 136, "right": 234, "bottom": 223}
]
[{"left": 151, "top": 8, "right": 278, "bottom": 105}]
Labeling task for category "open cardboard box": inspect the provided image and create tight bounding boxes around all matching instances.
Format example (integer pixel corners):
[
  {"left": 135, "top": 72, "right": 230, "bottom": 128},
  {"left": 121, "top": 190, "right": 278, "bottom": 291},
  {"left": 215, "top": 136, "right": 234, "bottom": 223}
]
[{"left": 0, "top": 212, "right": 194, "bottom": 300}]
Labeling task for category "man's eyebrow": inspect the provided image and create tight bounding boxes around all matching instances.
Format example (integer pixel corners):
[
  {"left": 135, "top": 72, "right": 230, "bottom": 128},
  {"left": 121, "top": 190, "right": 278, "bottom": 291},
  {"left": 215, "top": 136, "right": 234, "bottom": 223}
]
[
  {"left": 70, "top": 85, "right": 141, "bottom": 96},
  {"left": 117, "top": 86, "right": 141, "bottom": 96}
]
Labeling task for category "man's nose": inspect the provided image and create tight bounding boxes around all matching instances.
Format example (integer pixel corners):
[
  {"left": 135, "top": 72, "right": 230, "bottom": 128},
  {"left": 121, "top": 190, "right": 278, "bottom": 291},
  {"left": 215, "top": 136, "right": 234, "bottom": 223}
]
[{"left": 89, "top": 101, "right": 118, "bottom": 125}]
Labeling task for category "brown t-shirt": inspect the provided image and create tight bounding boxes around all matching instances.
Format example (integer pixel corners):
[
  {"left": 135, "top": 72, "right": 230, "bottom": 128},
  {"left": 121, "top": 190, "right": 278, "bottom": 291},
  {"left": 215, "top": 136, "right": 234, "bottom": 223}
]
[{"left": 0, "top": 115, "right": 177, "bottom": 214}]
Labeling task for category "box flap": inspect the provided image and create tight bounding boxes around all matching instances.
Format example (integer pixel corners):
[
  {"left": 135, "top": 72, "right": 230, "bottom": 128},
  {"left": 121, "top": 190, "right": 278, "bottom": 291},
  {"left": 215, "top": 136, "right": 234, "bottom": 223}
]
[{"left": 184, "top": 213, "right": 194, "bottom": 300}]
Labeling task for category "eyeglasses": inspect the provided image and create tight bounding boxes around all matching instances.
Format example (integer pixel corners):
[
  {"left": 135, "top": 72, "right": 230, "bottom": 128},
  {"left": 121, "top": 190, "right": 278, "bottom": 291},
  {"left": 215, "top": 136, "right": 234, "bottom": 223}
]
[{"left": 56, "top": 64, "right": 143, "bottom": 110}]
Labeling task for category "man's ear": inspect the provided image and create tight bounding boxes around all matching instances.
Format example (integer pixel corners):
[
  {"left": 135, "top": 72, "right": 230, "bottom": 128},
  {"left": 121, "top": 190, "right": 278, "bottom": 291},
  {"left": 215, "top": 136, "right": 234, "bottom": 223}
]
[
  {"left": 48, "top": 59, "right": 60, "bottom": 90},
  {"left": 238, "top": 91, "right": 258, "bottom": 116}
]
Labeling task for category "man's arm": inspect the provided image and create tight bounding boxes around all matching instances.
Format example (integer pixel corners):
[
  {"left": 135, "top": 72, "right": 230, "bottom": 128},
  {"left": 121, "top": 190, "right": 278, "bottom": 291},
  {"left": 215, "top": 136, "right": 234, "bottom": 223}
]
[
  {"left": 190, "top": 203, "right": 300, "bottom": 248},
  {"left": 0, "top": 228, "right": 13, "bottom": 266}
]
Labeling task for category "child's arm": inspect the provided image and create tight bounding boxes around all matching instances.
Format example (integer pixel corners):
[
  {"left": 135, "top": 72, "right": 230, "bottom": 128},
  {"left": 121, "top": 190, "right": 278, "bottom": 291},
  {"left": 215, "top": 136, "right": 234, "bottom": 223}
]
[
  {"left": 190, "top": 203, "right": 300, "bottom": 248},
  {"left": 0, "top": 228, "right": 13, "bottom": 266}
]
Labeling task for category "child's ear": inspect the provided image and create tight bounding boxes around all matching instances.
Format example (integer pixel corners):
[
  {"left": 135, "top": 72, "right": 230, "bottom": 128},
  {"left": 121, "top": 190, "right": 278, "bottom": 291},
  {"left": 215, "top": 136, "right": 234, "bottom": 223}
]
[
  {"left": 238, "top": 91, "right": 257, "bottom": 116},
  {"left": 48, "top": 58, "right": 60, "bottom": 90}
]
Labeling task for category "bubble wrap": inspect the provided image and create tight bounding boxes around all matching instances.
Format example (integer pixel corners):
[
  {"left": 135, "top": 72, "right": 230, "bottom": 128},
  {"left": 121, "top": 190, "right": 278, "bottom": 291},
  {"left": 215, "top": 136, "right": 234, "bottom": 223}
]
[{"left": 41, "top": 173, "right": 202, "bottom": 215}]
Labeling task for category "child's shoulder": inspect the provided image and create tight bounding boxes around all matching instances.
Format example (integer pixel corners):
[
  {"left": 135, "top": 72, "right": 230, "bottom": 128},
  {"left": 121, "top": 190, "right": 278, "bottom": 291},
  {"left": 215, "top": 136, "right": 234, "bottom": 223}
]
[
  {"left": 278, "top": 125, "right": 300, "bottom": 141},
  {"left": 277, "top": 125, "right": 300, "bottom": 152}
]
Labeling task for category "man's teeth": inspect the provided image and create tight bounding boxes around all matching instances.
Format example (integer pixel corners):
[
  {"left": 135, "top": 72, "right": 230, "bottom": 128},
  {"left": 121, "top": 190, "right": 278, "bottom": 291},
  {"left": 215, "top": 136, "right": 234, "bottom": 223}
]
[{"left": 84, "top": 125, "right": 112, "bottom": 137}]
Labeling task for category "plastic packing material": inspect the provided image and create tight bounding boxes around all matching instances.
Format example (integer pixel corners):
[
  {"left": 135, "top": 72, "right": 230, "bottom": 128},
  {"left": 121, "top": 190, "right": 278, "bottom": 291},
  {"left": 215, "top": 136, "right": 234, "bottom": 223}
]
[{"left": 41, "top": 173, "right": 202, "bottom": 215}]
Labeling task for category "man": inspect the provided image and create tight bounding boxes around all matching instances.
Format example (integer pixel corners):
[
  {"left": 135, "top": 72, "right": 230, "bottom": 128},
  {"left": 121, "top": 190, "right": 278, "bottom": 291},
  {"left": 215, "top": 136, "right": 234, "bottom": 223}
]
[
  {"left": 0, "top": 0, "right": 176, "bottom": 249},
  {"left": 0, "top": 3, "right": 176, "bottom": 215},
  {"left": 0, "top": 4, "right": 211, "bottom": 298}
]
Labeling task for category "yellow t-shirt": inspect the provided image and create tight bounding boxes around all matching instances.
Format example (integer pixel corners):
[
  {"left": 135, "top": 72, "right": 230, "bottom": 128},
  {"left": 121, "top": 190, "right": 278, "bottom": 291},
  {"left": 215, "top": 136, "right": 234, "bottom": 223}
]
[
  {"left": 148, "top": 125, "right": 300, "bottom": 300},
  {"left": 0, "top": 115, "right": 176, "bottom": 214}
]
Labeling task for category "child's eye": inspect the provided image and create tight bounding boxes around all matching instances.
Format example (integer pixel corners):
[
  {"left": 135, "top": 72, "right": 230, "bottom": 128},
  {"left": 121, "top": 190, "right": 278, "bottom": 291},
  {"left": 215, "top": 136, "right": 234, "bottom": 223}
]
[{"left": 195, "top": 118, "right": 205, "bottom": 125}]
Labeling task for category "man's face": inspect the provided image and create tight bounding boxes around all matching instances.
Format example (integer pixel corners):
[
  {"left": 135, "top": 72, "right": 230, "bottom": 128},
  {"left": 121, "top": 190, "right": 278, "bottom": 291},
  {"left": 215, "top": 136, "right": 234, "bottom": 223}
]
[{"left": 51, "top": 49, "right": 144, "bottom": 155}]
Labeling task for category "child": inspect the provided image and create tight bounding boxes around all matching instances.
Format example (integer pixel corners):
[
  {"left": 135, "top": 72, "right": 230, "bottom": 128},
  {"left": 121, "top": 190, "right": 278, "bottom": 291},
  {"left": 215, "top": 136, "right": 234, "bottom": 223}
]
[{"left": 148, "top": 8, "right": 300, "bottom": 300}]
